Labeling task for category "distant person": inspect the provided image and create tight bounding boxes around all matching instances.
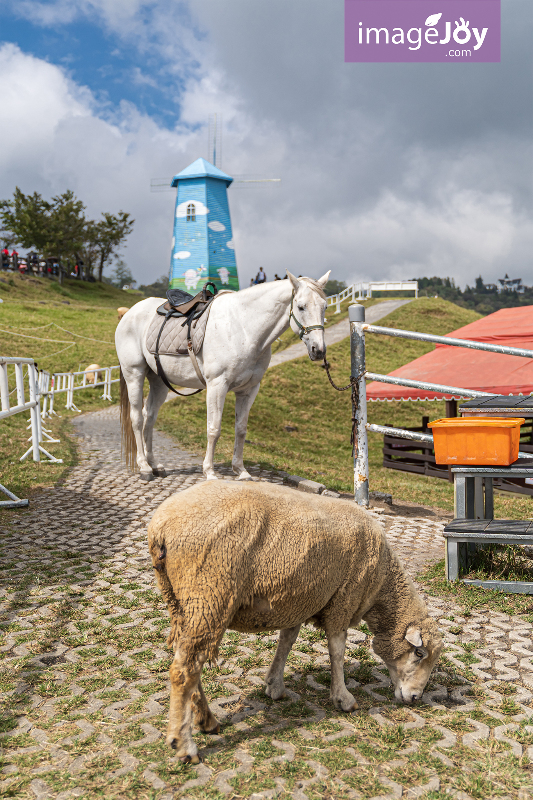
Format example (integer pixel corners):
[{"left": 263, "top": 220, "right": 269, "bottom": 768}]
[
  {"left": 249, "top": 278, "right": 255, "bottom": 287},
  {"left": 11, "top": 249, "right": 18, "bottom": 270},
  {"left": 274, "top": 273, "right": 281, "bottom": 281},
  {"left": 1, "top": 247, "right": 9, "bottom": 270},
  {"left": 258, "top": 267, "right": 267, "bottom": 283}
]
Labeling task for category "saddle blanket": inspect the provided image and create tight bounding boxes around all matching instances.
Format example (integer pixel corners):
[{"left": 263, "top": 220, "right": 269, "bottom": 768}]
[{"left": 145, "top": 291, "right": 232, "bottom": 357}]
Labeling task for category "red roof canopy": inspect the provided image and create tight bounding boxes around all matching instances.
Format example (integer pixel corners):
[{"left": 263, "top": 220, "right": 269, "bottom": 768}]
[{"left": 366, "top": 305, "right": 533, "bottom": 401}]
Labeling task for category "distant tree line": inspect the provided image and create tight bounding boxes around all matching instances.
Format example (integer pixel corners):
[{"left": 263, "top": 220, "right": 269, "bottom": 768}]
[
  {"left": 137, "top": 274, "right": 169, "bottom": 297},
  {"left": 415, "top": 275, "right": 533, "bottom": 314},
  {"left": 0, "top": 188, "right": 134, "bottom": 282}
]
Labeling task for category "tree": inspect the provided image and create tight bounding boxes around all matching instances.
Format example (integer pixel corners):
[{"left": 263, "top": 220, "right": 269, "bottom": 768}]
[
  {"left": 87, "top": 211, "right": 135, "bottom": 282},
  {"left": 0, "top": 187, "right": 134, "bottom": 281},
  {"left": 0, "top": 187, "right": 86, "bottom": 264},
  {"left": 138, "top": 274, "right": 169, "bottom": 297},
  {"left": 324, "top": 279, "right": 347, "bottom": 296},
  {"left": 0, "top": 188, "right": 53, "bottom": 253},
  {"left": 110, "top": 259, "right": 136, "bottom": 289}
]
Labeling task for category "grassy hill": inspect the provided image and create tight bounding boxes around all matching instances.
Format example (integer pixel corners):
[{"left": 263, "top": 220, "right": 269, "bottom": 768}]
[{"left": 0, "top": 272, "right": 146, "bottom": 374}]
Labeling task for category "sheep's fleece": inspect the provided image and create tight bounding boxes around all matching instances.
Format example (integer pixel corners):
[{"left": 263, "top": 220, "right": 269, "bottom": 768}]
[{"left": 148, "top": 480, "right": 442, "bottom": 759}]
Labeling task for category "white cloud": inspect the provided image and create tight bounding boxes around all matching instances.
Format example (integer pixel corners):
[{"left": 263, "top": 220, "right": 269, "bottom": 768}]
[{"left": 208, "top": 221, "right": 225, "bottom": 231}]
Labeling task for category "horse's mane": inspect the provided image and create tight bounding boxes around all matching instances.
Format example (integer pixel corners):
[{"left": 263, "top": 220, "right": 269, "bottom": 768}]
[{"left": 299, "top": 276, "right": 327, "bottom": 300}]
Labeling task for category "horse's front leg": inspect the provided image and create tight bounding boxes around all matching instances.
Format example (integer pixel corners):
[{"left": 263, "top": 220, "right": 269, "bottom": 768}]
[
  {"left": 203, "top": 379, "right": 229, "bottom": 480},
  {"left": 143, "top": 373, "right": 169, "bottom": 476},
  {"left": 232, "top": 383, "right": 261, "bottom": 480}
]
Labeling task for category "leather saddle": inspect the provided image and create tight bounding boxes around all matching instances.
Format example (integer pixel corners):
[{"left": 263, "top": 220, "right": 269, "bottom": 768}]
[
  {"left": 157, "top": 282, "right": 218, "bottom": 318},
  {"left": 153, "top": 282, "right": 219, "bottom": 397}
]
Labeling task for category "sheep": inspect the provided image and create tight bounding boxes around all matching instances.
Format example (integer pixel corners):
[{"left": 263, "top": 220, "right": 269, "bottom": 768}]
[
  {"left": 84, "top": 363, "right": 102, "bottom": 384},
  {"left": 117, "top": 306, "right": 129, "bottom": 322},
  {"left": 148, "top": 480, "right": 443, "bottom": 763}
]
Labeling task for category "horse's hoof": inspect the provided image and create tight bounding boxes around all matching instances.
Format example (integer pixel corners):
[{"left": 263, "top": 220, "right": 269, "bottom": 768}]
[
  {"left": 140, "top": 471, "right": 155, "bottom": 482},
  {"left": 153, "top": 468, "right": 167, "bottom": 478}
]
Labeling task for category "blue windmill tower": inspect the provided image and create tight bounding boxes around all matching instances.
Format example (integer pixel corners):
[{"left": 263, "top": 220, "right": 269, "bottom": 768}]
[{"left": 168, "top": 157, "right": 239, "bottom": 293}]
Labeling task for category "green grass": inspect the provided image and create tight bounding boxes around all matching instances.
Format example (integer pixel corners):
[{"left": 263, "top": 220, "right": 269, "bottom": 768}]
[
  {"left": 419, "top": 558, "right": 533, "bottom": 618},
  {"left": 0, "top": 271, "right": 144, "bottom": 373}
]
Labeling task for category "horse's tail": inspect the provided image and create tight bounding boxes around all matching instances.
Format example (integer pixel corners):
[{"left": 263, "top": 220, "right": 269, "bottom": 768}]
[{"left": 120, "top": 369, "right": 137, "bottom": 471}]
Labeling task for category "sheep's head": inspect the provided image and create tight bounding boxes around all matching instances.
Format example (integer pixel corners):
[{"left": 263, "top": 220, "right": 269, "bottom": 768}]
[{"left": 373, "top": 618, "right": 443, "bottom": 704}]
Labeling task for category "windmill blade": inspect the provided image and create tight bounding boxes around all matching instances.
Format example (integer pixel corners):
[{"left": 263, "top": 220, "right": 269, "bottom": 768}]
[
  {"left": 232, "top": 175, "right": 281, "bottom": 188},
  {"left": 208, "top": 113, "right": 223, "bottom": 168},
  {"left": 151, "top": 174, "right": 281, "bottom": 192},
  {"left": 150, "top": 179, "right": 174, "bottom": 193}
]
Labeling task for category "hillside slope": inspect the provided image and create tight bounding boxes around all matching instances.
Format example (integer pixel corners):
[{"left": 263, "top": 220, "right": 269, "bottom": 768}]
[{"left": 0, "top": 272, "right": 146, "bottom": 373}]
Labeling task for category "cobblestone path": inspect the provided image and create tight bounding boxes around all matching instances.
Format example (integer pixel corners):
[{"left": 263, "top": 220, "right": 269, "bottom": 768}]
[{"left": 1, "top": 407, "right": 533, "bottom": 799}]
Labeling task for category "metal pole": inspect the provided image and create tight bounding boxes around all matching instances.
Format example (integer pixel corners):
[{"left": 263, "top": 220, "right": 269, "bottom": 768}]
[{"left": 350, "top": 304, "right": 369, "bottom": 507}]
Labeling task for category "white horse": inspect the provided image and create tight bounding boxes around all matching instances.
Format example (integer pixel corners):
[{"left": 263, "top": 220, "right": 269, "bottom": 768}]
[{"left": 116, "top": 270, "right": 330, "bottom": 482}]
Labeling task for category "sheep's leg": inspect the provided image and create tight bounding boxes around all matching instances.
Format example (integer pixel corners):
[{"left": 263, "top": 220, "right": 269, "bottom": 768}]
[
  {"left": 167, "top": 638, "right": 206, "bottom": 762},
  {"left": 232, "top": 383, "right": 261, "bottom": 480},
  {"left": 326, "top": 629, "right": 357, "bottom": 712},
  {"left": 203, "top": 378, "right": 229, "bottom": 481},
  {"left": 143, "top": 373, "right": 169, "bottom": 475},
  {"left": 265, "top": 625, "right": 301, "bottom": 700},
  {"left": 192, "top": 678, "right": 220, "bottom": 734}
]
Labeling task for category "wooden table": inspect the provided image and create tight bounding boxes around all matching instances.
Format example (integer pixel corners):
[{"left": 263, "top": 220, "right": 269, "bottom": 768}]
[{"left": 445, "top": 461, "right": 533, "bottom": 593}]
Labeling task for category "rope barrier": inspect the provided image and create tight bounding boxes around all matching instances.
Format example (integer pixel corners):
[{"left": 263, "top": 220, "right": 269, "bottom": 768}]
[{"left": 0, "top": 322, "right": 113, "bottom": 345}]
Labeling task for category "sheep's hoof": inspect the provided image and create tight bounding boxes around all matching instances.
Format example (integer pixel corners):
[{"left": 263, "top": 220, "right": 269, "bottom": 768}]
[
  {"left": 140, "top": 471, "right": 155, "bottom": 482},
  {"left": 180, "top": 754, "right": 201, "bottom": 764},
  {"left": 153, "top": 468, "right": 167, "bottom": 478},
  {"left": 202, "top": 722, "right": 220, "bottom": 735}
]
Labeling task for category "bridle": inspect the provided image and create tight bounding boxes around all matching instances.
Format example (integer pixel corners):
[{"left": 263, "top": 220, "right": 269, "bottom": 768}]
[{"left": 288, "top": 294, "right": 325, "bottom": 340}]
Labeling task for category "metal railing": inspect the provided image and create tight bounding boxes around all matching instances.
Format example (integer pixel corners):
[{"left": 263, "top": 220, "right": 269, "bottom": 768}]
[
  {"left": 327, "top": 281, "right": 418, "bottom": 313},
  {"left": 347, "top": 305, "right": 533, "bottom": 506}
]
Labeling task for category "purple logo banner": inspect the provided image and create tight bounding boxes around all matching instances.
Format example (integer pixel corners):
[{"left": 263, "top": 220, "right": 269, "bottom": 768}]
[{"left": 345, "top": 0, "right": 501, "bottom": 63}]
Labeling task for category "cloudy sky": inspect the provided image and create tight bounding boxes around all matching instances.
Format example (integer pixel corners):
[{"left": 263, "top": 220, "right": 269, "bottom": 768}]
[{"left": 0, "top": 0, "right": 531, "bottom": 289}]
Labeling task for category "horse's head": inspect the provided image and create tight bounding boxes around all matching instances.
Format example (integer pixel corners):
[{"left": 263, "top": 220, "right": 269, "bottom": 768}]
[{"left": 287, "top": 270, "right": 330, "bottom": 361}]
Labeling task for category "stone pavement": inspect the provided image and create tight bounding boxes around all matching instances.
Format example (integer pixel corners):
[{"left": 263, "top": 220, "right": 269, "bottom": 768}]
[
  {"left": 1, "top": 406, "right": 533, "bottom": 799},
  {"left": 268, "top": 299, "right": 413, "bottom": 368}
]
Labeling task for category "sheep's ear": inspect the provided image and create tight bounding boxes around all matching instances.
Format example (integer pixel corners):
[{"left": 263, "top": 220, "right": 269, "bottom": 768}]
[
  {"left": 405, "top": 626, "right": 423, "bottom": 647},
  {"left": 286, "top": 271, "right": 300, "bottom": 292},
  {"left": 316, "top": 270, "right": 331, "bottom": 289}
]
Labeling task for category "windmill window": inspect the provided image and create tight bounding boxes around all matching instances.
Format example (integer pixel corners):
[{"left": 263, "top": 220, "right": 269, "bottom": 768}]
[{"left": 186, "top": 203, "right": 196, "bottom": 222}]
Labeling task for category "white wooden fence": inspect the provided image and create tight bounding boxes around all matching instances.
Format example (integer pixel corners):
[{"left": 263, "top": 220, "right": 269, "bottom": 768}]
[
  {"left": 1, "top": 359, "right": 119, "bottom": 508},
  {"left": 327, "top": 281, "right": 418, "bottom": 313}
]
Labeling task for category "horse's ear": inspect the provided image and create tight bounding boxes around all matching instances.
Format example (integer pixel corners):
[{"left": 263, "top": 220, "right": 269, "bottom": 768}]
[
  {"left": 316, "top": 271, "right": 331, "bottom": 290},
  {"left": 286, "top": 271, "right": 300, "bottom": 292}
]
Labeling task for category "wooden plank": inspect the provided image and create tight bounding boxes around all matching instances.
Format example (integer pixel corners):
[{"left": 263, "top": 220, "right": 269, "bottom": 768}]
[
  {"left": 445, "top": 519, "right": 490, "bottom": 532},
  {"left": 486, "top": 520, "right": 532, "bottom": 533},
  {"left": 443, "top": 532, "right": 533, "bottom": 543}
]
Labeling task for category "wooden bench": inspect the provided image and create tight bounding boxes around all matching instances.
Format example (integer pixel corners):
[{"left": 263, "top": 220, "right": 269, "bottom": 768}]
[{"left": 443, "top": 519, "right": 533, "bottom": 594}]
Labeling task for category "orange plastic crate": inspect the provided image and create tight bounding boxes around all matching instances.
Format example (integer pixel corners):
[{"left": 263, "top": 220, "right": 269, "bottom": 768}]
[{"left": 427, "top": 416, "right": 525, "bottom": 465}]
